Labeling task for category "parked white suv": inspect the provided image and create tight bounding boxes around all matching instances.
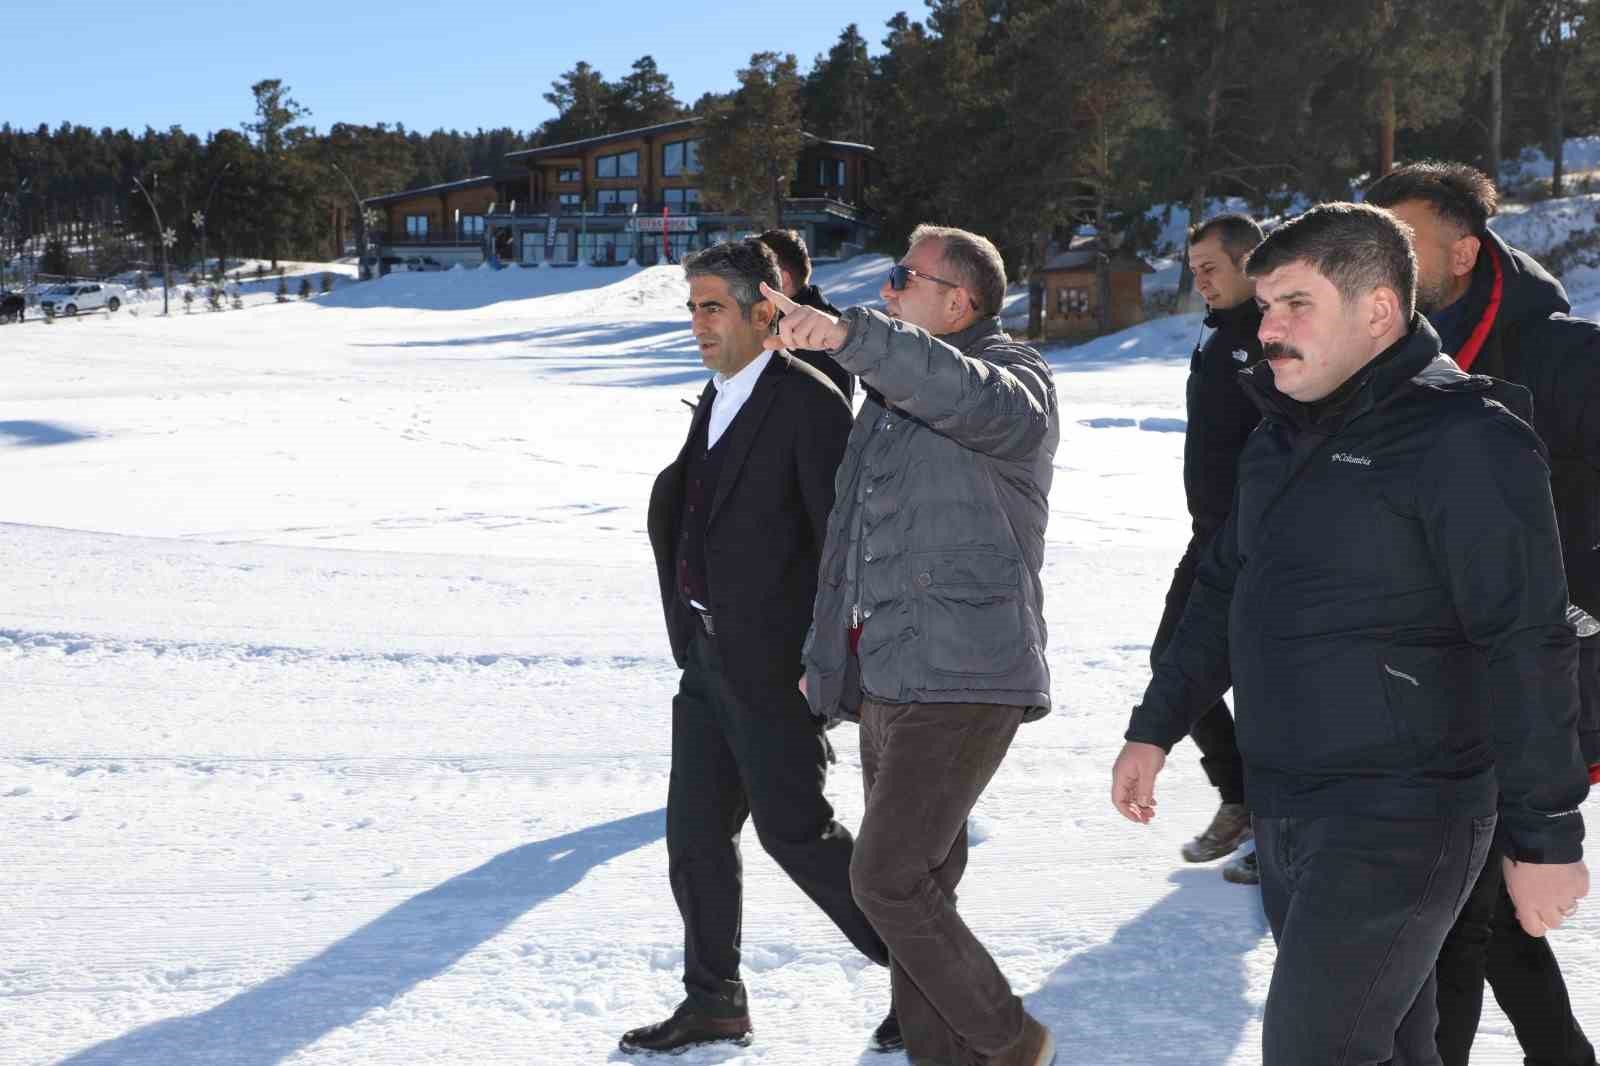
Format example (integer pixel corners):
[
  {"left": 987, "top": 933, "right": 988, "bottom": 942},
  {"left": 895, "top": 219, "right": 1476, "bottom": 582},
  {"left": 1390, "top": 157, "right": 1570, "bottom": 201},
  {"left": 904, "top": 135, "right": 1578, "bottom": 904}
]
[{"left": 41, "top": 282, "right": 127, "bottom": 316}]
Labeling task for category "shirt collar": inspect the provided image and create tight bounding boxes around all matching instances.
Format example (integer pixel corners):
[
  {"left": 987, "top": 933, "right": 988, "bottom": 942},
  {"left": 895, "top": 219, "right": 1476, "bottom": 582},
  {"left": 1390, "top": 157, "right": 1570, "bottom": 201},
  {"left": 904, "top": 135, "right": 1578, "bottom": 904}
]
[{"left": 712, "top": 350, "right": 773, "bottom": 395}]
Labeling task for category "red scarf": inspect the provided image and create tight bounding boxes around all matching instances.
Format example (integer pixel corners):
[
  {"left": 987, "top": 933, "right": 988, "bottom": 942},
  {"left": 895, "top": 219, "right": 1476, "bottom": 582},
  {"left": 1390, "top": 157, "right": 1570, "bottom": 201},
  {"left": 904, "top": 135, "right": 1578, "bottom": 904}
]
[{"left": 1453, "top": 242, "right": 1504, "bottom": 371}]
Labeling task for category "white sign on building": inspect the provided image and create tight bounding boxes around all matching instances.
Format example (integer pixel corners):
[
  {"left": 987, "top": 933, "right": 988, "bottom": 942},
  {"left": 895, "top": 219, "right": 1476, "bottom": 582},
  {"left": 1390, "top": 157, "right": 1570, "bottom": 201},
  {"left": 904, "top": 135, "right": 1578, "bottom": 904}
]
[{"left": 628, "top": 216, "right": 698, "bottom": 234}]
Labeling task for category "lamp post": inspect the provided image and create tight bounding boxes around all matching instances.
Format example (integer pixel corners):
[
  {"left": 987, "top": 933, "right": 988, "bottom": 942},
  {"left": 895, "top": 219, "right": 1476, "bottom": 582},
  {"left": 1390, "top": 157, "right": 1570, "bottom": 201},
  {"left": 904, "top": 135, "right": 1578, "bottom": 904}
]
[
  {"left": 192, "top": 209, "right": 207, "bottom": 280},
  {"left": 0, "top": 192, "right": 14, "bottom": 293},
  {"left": 197, "top": 162, "right": 234, "bottom": 280},
  {"left": 330, "top": 162, "right": 372, "bottom": 280},
  {"left": 132, "top": 175, "right": 174, "bottom": 315},
  {"left": 0, "top": 178, "right": 29, "bottom": 293}
]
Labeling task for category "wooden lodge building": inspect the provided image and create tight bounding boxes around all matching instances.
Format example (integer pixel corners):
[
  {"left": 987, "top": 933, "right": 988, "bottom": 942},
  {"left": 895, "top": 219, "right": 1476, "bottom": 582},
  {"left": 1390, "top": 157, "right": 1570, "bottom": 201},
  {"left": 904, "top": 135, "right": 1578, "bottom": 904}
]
[
  {"left": 1037, "top": 235, "right": 1155, "bottom": 340},
  {"left": 365, "top": 118, "right": 879, "bottom": 268}
]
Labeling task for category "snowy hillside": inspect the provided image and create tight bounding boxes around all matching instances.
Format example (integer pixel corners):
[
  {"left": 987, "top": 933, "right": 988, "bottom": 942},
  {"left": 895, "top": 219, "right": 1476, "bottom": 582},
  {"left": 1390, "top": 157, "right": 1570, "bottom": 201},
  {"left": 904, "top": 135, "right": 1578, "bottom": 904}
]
[{"left": 2, "top": 254, "right": 1594, "bottom": 1066}]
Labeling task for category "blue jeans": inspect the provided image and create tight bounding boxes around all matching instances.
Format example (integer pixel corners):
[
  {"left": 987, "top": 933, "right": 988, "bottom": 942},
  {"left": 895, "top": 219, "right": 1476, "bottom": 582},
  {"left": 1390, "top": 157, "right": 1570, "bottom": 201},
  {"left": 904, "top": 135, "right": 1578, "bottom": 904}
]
[{"left": 1255, "top": 813, "right": 1496, "bottom": 1066}]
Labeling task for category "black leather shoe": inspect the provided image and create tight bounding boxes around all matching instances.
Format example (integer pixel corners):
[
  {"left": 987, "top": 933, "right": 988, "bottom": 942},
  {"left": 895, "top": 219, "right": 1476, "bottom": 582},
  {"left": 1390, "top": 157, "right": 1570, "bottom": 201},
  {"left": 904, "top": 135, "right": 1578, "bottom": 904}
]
[
  {"left": 870, "top": 1007, "right": 903, "bottom": 1053},
  {"left": 619, "top": 1005, "right": 753, "bottom": 1055}
]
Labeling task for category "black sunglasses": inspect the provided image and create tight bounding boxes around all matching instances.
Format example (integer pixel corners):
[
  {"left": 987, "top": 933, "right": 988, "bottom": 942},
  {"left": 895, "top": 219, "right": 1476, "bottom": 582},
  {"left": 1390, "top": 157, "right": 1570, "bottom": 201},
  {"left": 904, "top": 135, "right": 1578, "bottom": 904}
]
[{"left": 888, "top": 263, "right": 962, "bottom": 292}]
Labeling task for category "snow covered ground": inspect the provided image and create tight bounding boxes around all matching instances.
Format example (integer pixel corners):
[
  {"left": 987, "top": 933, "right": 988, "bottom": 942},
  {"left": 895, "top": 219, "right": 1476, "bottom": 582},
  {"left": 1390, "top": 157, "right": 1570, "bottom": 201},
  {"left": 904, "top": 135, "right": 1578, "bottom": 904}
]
[{"left": 2, "top": 255, "right": 1595, "bottom": 1066}]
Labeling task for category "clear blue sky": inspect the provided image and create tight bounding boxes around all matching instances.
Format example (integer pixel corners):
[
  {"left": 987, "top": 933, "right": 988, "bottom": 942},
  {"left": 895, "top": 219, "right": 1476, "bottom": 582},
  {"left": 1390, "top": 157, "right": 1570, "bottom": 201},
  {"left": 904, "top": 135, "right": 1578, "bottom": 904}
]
[{"left": 6, "top": 1, "right": 915, "bottom": 137}]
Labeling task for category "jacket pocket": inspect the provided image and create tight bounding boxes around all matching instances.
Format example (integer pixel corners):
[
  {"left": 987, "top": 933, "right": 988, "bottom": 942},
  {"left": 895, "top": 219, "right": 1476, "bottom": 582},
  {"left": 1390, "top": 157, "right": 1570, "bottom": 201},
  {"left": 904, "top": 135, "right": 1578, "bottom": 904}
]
[
  {"left": 1233, "top": 639, "right": 1403, "bottom": 772},
  {"left": 909, "top": 548, "right": 1027, "bottom": 679},
  {"left": 1378, "top": 645, "right": 1483, "bottom": 764}
]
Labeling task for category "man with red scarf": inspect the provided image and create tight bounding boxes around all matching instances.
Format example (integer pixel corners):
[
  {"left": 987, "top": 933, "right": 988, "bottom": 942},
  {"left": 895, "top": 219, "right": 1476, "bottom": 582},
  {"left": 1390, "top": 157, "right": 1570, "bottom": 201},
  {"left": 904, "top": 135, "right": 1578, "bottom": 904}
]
[{"left": 1366, "top": 161, "right": 1600, "bottom": 1066}]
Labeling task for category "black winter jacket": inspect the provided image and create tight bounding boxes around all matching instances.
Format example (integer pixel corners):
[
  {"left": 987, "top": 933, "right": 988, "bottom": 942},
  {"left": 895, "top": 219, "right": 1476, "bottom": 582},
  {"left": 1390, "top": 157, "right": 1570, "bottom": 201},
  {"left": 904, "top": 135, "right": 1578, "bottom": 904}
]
[
  {"left": 785, "top": 284, "right": 854, "bottom": 401},
  {"left": 1127, "top": 320, "right": 1589, "bottom": 863},
  {"left": 1183, "top": 299, "right": 1264, "bottom": 539},
  {"left": 1436, "top": 230, "right": 1600, "bottom": 617}
]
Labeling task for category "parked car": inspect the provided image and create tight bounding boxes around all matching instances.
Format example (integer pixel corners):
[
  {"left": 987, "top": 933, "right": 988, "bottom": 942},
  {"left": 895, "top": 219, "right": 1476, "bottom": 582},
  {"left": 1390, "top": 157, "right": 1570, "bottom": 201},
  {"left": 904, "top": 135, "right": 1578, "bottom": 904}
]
[
  {"left": 403, "top": 256, "right": 446, "bottom": 272},
  {"left": 361, "top": 255, "right": 408, "bottom": 276},
  {"left": 40, "top": 282, "right": 127, "bottom": 316},
  {"left": 0, "top": 289, "right": 24, "bottom": 323}
]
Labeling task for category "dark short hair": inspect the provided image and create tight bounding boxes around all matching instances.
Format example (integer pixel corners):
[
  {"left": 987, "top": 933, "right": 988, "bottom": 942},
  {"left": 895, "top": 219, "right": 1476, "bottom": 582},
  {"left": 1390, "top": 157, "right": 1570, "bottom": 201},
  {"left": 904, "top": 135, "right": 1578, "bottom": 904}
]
[
  {"left": 683, "top": 239, "right": 783, "bottom": 316},
  {"left": 1188, "top": 212, "right": 1263, "bottom": 263},
  {"left": 1244, "top": 202, "right": 1416, "bottom": 319},
  {"left": 908, "top": 223, "right": 1007, "bottom": 318},
  {"left": 1363, "top": 161, "right": 1499, "bottom": 237},
  {"left": 755, "top": 228, "right": 811, "bottom": 287}
]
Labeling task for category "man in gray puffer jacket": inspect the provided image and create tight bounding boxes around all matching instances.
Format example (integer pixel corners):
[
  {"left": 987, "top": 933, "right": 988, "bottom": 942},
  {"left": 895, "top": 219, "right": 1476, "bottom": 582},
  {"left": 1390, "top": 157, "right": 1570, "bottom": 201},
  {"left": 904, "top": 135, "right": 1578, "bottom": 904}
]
[{"left": 763, "top": 223, "right": 1060, "bottom": 1066}]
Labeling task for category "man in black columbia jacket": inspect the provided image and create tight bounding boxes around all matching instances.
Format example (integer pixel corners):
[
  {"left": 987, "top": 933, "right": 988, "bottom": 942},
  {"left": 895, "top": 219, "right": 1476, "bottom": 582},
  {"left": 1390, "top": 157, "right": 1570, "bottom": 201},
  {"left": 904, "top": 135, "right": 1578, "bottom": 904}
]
[
  {"left": 1112, "top": 203, "right": 1590, "bottom": 1066},
  {"left": 1157, "top": 212, "right": 1265, "bottom": 878},
  {"left": 756, "top": 228, "right": 853, "bottom": 400},
  {"left": 1367, "top": 161, "right": 1600, "bottom": 1066}
]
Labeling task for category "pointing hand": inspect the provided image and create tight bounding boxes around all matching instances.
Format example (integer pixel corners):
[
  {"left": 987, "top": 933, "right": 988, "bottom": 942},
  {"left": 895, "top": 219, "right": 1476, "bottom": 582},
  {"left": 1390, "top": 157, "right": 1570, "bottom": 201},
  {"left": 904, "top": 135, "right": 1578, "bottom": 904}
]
[{"left": 761, "top": 282, "right": 850, "bottom": 354}]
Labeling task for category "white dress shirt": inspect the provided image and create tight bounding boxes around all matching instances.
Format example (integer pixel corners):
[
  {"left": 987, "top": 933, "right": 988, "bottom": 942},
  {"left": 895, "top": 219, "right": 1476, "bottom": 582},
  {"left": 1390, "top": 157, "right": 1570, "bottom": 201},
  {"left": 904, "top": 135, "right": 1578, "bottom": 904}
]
[
  {"left": 687, "top": 352, "right": 772, "bottom": 610},
  {"left": 706, "top": 351, "right": 772, "bottom": 450}
]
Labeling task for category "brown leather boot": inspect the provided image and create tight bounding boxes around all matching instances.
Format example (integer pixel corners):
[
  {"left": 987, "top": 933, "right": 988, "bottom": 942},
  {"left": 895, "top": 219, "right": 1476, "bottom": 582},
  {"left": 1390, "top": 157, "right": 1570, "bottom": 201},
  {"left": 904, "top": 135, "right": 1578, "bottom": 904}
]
[
  {"left": 989, "top": 1012, "right": 1055, "bottom": 1066},
  {"left": 618, "top": 1003, "right": 753, "bottom": 1055}
]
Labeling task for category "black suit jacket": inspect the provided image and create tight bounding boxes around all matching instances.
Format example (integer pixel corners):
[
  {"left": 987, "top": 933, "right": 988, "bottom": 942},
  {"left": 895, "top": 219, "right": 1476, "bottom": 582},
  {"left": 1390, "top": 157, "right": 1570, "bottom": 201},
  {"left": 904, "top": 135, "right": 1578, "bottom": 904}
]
[{"left": 648, "top": 352, "right": 852, "bottom": 700}]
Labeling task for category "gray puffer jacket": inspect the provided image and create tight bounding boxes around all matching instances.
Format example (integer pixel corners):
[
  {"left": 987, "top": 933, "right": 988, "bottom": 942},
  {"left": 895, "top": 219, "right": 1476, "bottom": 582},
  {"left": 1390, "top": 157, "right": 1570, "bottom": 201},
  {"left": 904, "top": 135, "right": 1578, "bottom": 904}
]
[{"left": 802, "top": 308, "right": 1060, "bottom": 722}]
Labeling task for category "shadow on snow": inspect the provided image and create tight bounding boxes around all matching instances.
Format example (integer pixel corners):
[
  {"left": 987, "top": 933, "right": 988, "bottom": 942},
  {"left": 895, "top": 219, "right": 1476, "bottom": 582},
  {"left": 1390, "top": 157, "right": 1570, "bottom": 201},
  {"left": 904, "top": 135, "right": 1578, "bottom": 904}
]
[
  {"left": 56, "top": 809, "right": 666, "bottom": 1066},
  {"left": 0, "top": 420, "right": 96, "bottom": 447},
  {"left": 1032, "top": 866, "right": 1268, "bottom": 1065}
]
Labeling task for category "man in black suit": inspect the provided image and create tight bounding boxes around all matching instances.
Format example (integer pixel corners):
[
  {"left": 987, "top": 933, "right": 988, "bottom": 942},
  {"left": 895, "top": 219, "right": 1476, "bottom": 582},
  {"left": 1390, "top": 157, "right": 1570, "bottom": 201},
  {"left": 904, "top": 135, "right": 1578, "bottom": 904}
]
[{"left": 622, "top": 240, "right": 888, "bottom": 1056}]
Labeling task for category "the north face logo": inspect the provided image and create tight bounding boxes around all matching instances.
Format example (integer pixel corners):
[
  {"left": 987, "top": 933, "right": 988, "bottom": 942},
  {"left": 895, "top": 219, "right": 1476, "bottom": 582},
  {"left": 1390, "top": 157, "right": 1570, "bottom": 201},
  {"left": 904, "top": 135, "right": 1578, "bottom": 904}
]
[
  {"left": 1331, "top": 453, "right": 1373, "bottom": 466},
  {"left": 1232, "top": 349, "right": 1250, "bottom": 363}
]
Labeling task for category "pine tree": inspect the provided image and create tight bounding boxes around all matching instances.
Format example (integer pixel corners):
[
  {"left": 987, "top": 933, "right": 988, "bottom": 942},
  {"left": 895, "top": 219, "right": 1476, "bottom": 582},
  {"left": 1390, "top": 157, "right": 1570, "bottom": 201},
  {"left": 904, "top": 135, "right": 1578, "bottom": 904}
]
[
  {"left": 245, "top": 79, "right": 315, "bottom": 269},
  {"left": 608, "top": 56, "right": 686, "bottom": 128},
  {"left": 542, "top": 63, "right": 613, "bottom": 143},
  {"left": 700, "top": 53, "right": 805, "bottom": 230},
  {"left": 803, "top": 25, "right": 876, "bottom": 143}
]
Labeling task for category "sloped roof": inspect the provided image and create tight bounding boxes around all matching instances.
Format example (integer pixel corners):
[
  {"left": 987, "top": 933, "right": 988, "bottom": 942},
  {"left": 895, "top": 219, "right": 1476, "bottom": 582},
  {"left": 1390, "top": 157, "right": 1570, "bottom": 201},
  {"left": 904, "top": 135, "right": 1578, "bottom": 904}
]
[
  {"left": 505, "top": 119, "right": 700, "bottom": 159},
  {"left": 363, "top": 175, "right": 496, "bottom": 206},
  {"left": 1041, "top": 236, "right": 1154, "bottom": 274}
]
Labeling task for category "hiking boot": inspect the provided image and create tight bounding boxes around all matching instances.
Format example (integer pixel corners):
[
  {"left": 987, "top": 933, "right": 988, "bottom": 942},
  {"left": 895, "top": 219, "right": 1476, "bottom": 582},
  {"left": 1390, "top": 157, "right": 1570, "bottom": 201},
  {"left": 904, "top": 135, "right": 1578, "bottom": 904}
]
[
  {"left": 1222, "top": 847, "right": 1259, "bottom": 885},
  {"left": 869, "top": 1006, "right": 903, "bottom": 1053},
  {"left": 991, "top": 1012, "right": 1055, "bottom": 1066},
  {"left": 1180, "top": 802, "right": 1252, "bottom": 863},
  {"left": 619, "top": 1003, "right": 753, "bottom": 1055}
]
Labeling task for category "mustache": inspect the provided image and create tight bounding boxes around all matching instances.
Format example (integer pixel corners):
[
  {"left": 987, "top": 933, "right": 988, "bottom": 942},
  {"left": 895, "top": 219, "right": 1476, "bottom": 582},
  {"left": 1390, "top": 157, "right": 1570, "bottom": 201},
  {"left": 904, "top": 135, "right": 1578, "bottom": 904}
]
[{"left": 1263, "top": 342, "right": 1304, "bottom": 361}]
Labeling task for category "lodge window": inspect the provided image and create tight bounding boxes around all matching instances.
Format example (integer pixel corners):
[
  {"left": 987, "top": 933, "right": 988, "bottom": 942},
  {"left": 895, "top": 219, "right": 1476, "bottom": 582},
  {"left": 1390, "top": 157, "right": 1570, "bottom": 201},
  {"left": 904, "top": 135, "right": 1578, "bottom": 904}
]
[
  {"left": 558, "top": 193, "right": 581, "bottom": 211},
  {"left": 596, "top": 188, "right": 640, "bottom": 213},
  {"left": 460, "top": 214, "right": 485, "bottom": 238},
  {"left": 1057, "top": 287, "right": 1091, "bottom": 316},
  {"left": 405, "top": 214, "right": 429, "bottom": 239},
  {"left": 818, "top": 158, "right": 847, "bottom": 187},
  {"left": 663, "top": 139, "right": 702, "bottom": 177},
  {"left": 557, "top": 167, "right": 581, "bottom": 183},
  {"left": 596, "top": 150, "right": 640, "bottom": 179},
  {"left": 578, "top": 231, "right": 624, "bottom": 265},
  {"left": 662, "top": 187, "right": 700, "bottom": 210}
]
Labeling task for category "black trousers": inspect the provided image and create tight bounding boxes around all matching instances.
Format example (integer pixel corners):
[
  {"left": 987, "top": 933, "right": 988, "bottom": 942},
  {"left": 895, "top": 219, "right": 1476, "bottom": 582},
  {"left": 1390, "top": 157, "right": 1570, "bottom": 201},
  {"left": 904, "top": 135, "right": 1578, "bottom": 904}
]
[
  {"left": 1435, "top": 854, "right": 1597, "bottom": 1066},
  {"left": 852, "top": 699, "right": 1027, "bottom": 1064},
  {"left": 666, "top": 628, "right": 887, "bottom": 1016},
  {"left": 1255, "top": 814, "right": 1495, "bottom": 1066},
  {"left": 1153, "top": 535, "right": 1245, "bottom": 804}
]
